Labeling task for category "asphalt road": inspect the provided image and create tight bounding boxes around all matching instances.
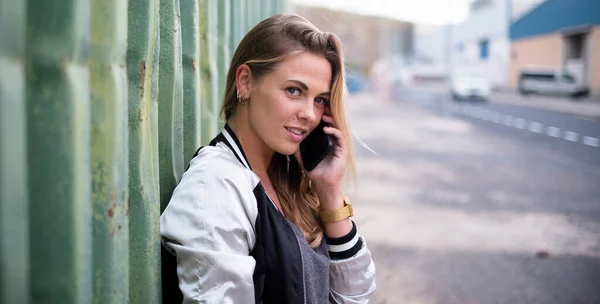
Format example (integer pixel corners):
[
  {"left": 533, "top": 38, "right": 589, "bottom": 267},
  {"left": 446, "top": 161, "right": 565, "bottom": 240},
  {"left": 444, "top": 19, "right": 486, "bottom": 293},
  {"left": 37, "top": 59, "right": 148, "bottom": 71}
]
[
  {"left": 397, "top": 88, "right": 600, "bottom": 169},
  {"left": 346, "top": 92, "right": 600, "bottom": 304}
]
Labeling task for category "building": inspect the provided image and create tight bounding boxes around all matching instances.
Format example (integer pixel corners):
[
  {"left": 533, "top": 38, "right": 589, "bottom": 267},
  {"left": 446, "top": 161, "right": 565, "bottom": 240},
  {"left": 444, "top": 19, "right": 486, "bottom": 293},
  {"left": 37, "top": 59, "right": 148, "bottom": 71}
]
[
  {"left": 509, "top": 0, "right": 600, "bottom": 97},
  {"left": 449, "top": 0, "right": 511, "bottom": 89},
  {"left": 292, "top": 5, "right": 413, "bottom": 71}
]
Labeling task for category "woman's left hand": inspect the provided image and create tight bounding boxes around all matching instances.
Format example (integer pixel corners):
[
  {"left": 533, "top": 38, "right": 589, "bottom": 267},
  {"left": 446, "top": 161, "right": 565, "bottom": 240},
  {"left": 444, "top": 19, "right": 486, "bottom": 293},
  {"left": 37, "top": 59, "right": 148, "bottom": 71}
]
[{"left": 294, "top": 114, "right": 347, "bottom": 209}]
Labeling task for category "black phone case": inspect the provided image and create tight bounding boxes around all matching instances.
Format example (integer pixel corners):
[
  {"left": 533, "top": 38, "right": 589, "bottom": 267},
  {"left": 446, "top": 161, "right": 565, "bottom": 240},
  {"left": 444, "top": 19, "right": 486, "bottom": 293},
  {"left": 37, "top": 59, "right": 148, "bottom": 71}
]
[{"left": 299, "top": 120, "right": 333, "bottom": 171}]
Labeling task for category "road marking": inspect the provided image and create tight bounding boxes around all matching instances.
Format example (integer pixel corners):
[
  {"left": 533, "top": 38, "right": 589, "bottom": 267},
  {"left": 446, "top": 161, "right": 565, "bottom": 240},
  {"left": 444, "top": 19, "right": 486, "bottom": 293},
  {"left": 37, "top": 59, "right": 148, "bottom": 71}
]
[
  {"left": 547, "top": 126, "right": 561, "bottom": 138},
  {"left": 582, "top": 136, "right": 599, "bottom": 147},
  {"left": 481, "top": 109, "right": 492, "bottom": 121},
  {"left": 514, "top": 118, "right": 526, "bottom": 129},
  {"left": 444, "top": 104, "right": 597, "bottom": 148},
  {"left": 529, "top": 122, "right": 543, "bottom": 133},
  {"left": 564, "top": 131, "right": 579, "bottom": 142},
  {"left": 493, "top": 112, "right": 501, "bottom": 123},
  {"left": 479, "top": 108, "right": 487, "bottom": 119}
]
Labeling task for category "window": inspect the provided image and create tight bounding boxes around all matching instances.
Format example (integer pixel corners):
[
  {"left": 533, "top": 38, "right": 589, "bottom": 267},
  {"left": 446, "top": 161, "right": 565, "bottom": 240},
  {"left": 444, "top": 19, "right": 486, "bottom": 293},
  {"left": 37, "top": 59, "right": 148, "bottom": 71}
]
[
  {"left": 560, "top": 73, "right": 576, "bottom": 83},
  {"left": 470, "top": 0, "right": 492, "bottom": 12},
  {"left": 564, "top": 33, "right": 585, "bottom": 59},
  {"left": 519, "top": 72, "right": 555, "bottom": 82},
  {"left": 479, "top": 39, "right": 489, "bottom": 60}
]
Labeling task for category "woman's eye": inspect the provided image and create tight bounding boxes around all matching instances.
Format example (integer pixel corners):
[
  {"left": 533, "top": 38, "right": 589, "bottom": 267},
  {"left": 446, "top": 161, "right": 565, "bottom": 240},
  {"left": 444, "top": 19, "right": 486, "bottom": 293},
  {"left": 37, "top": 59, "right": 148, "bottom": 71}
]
[
  {"left": 286, "top": 87, "right": 301, "bottom": 96},
  {"left": 314, "top": 97, "right": 329, "bottom": 105}
]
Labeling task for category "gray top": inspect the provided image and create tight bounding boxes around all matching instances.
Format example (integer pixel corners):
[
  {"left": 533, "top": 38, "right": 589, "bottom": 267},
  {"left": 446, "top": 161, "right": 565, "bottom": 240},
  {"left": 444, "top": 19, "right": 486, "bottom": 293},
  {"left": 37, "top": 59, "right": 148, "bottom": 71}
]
[{"left": 287, "top": 219, "right": 331, "bottom": 304}]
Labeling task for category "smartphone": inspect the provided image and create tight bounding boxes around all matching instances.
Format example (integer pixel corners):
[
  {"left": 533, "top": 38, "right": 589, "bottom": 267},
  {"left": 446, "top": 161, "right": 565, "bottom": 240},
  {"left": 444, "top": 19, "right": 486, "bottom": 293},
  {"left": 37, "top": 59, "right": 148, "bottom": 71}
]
[{"left": 300, "top": 120, "right": 333, "bottom": 171}]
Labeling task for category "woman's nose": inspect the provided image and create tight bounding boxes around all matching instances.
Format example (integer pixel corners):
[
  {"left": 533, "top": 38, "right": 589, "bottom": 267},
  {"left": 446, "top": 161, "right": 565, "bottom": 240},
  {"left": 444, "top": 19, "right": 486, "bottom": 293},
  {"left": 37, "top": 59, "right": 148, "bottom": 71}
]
[{"left": 298, "top": 100, "right": 317, "bottom": 123}]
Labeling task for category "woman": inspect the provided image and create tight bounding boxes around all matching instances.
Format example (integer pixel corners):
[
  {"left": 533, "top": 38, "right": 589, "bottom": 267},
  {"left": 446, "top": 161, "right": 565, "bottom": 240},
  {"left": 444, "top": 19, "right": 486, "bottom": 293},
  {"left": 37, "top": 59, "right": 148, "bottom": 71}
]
[{"left": 160, "top": 13, "right": 376, "bottom": 303}]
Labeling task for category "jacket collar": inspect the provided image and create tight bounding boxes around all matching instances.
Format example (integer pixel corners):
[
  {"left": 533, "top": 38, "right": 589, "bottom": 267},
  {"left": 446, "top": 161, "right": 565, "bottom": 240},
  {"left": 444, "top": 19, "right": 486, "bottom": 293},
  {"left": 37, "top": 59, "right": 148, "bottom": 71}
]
[{"left": 211, "top": 124, "right": 252, "bottom": 170}]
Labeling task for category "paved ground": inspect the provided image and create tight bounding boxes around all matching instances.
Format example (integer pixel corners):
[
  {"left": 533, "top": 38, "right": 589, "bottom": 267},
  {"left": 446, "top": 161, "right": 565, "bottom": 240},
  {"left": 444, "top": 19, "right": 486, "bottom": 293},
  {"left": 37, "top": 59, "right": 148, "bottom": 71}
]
[
  {"left": 345, "top": 92, "right": 600, "bottom": 304},
  {"left": 398, "top": 88, "right": 600, "bottom": 167}
]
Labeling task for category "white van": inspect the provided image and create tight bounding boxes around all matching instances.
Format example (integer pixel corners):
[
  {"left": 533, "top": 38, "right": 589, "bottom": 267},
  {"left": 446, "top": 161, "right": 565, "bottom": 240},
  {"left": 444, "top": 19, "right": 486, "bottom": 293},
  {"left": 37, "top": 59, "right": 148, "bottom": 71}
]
[{"left": 518, "top": 68, "right": 589, "bottom": 98}]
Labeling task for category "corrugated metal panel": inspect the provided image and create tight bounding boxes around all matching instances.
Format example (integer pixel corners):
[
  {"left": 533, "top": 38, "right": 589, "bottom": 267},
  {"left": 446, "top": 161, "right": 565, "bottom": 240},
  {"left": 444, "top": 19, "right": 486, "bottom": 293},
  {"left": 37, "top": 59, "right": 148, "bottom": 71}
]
[
  {"left": 199, "top": 0, "right": 220, "bottom": 145},
  {"left": 127, "top": 0, "right": 161, "bottom": 301},
  {"left": 26, "top": 0, "right": 93, "bottom": 302},
  {"left": 89, "top": 0, "right": 130, "bottom": 303},
  {"left": 0, "top": 0, "right": 28, "bottom": 302},
  {"left": 510, "top": 0, "right": 600, "bottom": 40},
  {"left": 230, "top": 0, "right": 246, "bottom": 50},
  {"left": 218, "top": 0, "right": 231, "bottom": 131},
  {"left": 158, "top": 0, "right": 185, "bottom": 213},
  {"left": 0, "top": 0, "right": 287, "bottom": 303},
  {"left": 181, "top": 0, "right": 202, "bottom": 163}
]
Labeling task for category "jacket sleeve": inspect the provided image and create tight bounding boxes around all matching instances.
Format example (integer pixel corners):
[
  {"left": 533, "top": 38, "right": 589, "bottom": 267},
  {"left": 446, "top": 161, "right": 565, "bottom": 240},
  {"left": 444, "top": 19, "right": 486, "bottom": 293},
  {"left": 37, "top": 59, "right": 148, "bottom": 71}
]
[
  {"left": 327, "top": 222, "right": 377, "bottom": 304},
  {"left": 160, "top": 155, "right": 258, "bottom": 303}
]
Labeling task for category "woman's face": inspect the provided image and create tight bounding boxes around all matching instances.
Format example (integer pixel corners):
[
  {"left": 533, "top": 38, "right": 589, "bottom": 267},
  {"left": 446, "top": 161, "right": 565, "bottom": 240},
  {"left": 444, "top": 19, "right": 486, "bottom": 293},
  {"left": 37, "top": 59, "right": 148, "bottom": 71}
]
[{"left": 247, "top": 52, "right": 332, "bottom": 156}]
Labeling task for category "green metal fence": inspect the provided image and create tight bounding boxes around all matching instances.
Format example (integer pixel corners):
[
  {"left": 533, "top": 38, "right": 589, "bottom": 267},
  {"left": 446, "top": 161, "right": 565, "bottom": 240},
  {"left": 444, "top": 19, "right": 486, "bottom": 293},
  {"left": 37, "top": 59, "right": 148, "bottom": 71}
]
[{"left": 0, "top": 0, "right": 287, "bottom": 303}]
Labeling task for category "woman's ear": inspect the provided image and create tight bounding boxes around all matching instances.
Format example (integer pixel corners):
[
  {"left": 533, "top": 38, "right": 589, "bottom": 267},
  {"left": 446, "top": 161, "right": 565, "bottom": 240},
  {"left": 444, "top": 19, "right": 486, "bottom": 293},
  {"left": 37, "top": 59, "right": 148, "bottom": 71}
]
[{"left": 235, "top": 64, "right": 252, "bottom": 99}]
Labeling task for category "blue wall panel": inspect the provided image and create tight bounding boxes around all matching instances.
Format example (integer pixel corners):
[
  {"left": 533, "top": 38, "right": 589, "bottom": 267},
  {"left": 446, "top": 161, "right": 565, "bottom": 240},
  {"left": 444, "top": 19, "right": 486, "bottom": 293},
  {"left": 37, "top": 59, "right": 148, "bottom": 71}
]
[{"left": 510, "top": 0, "right": 600, "bottom": 40}]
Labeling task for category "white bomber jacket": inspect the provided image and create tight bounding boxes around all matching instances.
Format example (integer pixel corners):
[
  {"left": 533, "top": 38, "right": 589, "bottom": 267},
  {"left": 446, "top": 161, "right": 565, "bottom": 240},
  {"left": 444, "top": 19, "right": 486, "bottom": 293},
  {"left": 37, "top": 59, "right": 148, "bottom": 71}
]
[{"left": 160, "top": 124, "right": 376, "bottom": 303}]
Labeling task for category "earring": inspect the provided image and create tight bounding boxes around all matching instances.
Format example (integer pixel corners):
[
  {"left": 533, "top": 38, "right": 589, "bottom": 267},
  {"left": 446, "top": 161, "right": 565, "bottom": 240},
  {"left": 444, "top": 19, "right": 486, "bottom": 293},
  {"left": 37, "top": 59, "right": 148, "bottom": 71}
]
[{"left": 237, "top": 89, "right": 246, "bottom": 104}]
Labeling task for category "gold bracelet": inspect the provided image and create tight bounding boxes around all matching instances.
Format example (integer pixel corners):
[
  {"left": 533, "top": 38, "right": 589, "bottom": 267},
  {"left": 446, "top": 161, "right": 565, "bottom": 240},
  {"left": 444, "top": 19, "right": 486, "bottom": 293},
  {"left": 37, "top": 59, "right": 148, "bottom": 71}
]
[{"left": 319, "top": 196, "right": 354, "bottom": 223}]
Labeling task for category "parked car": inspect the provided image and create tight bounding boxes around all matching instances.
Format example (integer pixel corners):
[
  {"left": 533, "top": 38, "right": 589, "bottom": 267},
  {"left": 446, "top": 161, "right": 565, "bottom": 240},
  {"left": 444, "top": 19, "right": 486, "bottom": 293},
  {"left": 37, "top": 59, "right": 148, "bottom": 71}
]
[
  {"left": 450, "top": 75, "right": 491, "bottom": 101},
  {"left": 518, "top": 69, "right": 589, "bottom": 98}
]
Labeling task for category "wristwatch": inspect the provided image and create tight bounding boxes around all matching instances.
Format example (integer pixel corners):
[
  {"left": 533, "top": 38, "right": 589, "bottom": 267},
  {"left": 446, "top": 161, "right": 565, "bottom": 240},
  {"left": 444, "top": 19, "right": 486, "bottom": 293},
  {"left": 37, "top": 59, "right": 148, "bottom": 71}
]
[{"left": 319, "top": 196, "right": 353, "bottom": 223}]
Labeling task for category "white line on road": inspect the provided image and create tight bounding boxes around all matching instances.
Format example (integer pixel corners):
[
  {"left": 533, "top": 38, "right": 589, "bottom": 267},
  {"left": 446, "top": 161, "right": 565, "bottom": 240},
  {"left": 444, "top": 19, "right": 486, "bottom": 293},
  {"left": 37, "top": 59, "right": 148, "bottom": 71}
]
[
  {"left": 514, "top": 118, "right": 526, "bottom": 129},
  {"left": 481, "top": 109, "right": 492, "bottom": 121},
  {"left": 445, "top": 104, "right": 597, "bottom": 148},
  {"left": 582, "top": 136, "right": 599, "bottom": 147},
  {"left": 564, "top": 131, "right": 579, "bottom": 142},
  {"left": 547, "top": 126, "right": 561, "bottom": 138},
  {"left": 493, "top": 112, "right": 501, "bottom": 123},
  {"left": 529, "top": 122, "right": 543, "bottom": 133}
]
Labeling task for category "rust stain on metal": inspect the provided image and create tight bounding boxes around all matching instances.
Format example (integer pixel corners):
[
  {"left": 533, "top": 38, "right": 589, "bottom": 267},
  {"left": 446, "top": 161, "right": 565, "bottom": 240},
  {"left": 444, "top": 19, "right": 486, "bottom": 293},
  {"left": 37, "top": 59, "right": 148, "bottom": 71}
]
[
  {"left": 138, "top": 108, "right": 143, "bottom": 122},
  {"left": 108, "top": 208, "right": 114, "bottom": 218},
  {"left": 191, "top": 59, "right": 196, "bottom": 71},
  {"left": 139, "top": 61, "right": 146, "bottom": 96}
]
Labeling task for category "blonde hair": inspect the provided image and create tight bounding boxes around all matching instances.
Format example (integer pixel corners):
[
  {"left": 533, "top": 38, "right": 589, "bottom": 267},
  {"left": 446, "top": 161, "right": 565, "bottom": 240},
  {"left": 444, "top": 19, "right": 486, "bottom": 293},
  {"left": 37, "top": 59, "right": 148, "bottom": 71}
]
[{"left": 220, "top": 13, "right": 354, "bottom": 248}]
